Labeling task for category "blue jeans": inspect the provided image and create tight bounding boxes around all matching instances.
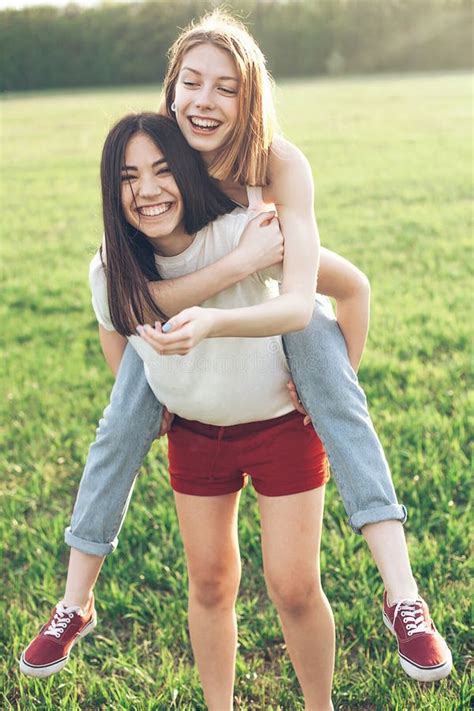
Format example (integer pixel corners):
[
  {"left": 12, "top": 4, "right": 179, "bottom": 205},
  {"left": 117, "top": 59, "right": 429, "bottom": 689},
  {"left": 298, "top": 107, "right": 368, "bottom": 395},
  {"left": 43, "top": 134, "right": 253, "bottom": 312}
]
[{"left": 65, "top": 296, "right": 406, "bottom": 556}]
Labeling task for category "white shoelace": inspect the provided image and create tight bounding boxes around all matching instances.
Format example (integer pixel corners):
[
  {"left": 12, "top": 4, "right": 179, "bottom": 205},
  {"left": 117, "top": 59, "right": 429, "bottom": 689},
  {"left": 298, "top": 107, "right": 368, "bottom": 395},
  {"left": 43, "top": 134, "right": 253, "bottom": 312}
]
[
  {"left": 44, "top": 602, "right": 80, "bottom": 639},
  {"left": 393, "top": 599, "right": 432, "bottom": 637}
]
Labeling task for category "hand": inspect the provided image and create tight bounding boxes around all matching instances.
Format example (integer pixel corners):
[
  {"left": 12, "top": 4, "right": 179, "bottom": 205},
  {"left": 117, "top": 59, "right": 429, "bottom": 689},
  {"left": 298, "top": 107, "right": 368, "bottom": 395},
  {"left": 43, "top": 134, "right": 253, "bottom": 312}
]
[
  {"left": 157, "top": 406, "right": 175, "bottom": 438},
  {"left": 137, "top": 306, "right": 215, "bottom": 356},
  {"left": 287, "top": 379, "right": 312, "bottom": 426},
  {"left": 236, "top": 210, "right": 284, "bottom": 273}
]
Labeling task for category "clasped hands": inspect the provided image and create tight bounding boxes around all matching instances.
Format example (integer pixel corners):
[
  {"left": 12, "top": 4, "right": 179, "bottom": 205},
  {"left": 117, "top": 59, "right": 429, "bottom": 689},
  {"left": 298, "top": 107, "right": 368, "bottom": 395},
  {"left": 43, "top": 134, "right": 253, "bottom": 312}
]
[
  {"left": 137, "top": 309, "right": 312, "bottom": 435},
  {"left": 136, "top": 305, "right": 215, "bottom": 356}
]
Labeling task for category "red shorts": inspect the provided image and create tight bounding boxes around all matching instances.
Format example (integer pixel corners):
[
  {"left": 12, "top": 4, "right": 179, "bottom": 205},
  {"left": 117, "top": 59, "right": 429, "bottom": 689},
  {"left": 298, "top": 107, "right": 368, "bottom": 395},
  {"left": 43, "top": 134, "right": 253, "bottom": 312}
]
[{"left": 167, "top": 410, "right": 329, "bottom": 497}]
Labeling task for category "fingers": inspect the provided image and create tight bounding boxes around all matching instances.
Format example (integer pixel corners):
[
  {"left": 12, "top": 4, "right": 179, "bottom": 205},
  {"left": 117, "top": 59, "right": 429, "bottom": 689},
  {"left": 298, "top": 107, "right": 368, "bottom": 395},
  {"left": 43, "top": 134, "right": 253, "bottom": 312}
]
[
  {"left": 157, "top": 407, "right": 175, "bottom": 437},
  {"left": 261, "top": 215, "right": 280, "bottom": 229},
  {"left": 248, "top": 210, "right": 276, "bottom": 228},
  {"left": 286, "top": 380, "right": 309, "bottom": 417},
  {"left": 137, "top": 323, "right": 183, "bottom": 346},
  {"left": 137, "top": 323, "right": 192, "bottom": 354},
  {"left": 160, "top": 308, "right": 194, "bottom": 334},
  {"left": 157, "top": 410, "right": 168, "bottom": 438},
  {"left": 260, "top": 212, "right": 278, "bottom": 227}
]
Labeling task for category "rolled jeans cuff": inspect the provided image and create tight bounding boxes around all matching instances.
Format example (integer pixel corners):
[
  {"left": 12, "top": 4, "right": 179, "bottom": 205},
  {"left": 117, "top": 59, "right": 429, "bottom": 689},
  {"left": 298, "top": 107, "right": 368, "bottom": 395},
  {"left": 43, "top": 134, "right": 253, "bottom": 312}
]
[
  {"left": 64, "top": 526, "right": 118, "bottom": 557},
  {"left": 348, "top": 503, "right": 408, "bottom": 535}
]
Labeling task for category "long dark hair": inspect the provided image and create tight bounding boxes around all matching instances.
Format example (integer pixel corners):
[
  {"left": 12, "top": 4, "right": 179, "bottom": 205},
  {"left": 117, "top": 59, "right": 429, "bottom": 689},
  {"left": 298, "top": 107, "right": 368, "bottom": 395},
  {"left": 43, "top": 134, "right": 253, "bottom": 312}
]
[{"left": 100, "top": 112, "right": 236, "bottom": 336}]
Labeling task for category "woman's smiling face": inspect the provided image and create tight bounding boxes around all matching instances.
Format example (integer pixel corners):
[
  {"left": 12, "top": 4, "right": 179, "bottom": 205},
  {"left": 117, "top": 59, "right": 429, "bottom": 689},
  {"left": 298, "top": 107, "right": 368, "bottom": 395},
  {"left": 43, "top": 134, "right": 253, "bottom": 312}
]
[
  {"left": 173, "top": 43, "right": 240, "bottom": 162},
  {"left": 121, "top": 133, "right": 192, "bottom": 256}
]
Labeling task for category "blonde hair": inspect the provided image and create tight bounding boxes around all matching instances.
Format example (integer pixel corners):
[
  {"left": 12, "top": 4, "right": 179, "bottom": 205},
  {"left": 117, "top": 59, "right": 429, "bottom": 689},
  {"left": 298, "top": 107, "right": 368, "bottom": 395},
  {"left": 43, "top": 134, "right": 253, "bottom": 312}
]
[{"left": 160, "top": 9, "right": 277, "bottom": 186}]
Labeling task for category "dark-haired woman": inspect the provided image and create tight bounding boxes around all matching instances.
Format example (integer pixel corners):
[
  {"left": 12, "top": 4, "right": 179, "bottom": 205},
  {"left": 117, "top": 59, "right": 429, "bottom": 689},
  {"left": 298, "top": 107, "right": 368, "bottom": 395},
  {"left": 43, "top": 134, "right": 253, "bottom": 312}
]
[{"left": 23, "top": 113, "right": 347, "bottom": 708}]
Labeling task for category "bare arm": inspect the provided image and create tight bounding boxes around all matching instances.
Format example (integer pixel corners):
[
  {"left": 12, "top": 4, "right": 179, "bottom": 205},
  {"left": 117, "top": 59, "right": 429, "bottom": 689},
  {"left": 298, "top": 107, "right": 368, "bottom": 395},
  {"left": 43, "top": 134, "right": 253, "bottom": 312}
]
[
  {"left": 206, "top": 140, "right": 318, "bottom": 337},
  {"left": 318, "top": 247, "right": 371, "bottom": 372},
  {"left": 98, "top": 325, "right": 127, "bottom": 376},
  {"left": 147, "top": 250, "right": 249, "bottom": 318},
  {"left": 144, "top": 212, "right": 283, "bottom": 319},
  {"left": 212, "top": 140, "right": 319, "bottom": 336},
  {"left": 138, "top": 141, "right": 320, "bottom": 352}
]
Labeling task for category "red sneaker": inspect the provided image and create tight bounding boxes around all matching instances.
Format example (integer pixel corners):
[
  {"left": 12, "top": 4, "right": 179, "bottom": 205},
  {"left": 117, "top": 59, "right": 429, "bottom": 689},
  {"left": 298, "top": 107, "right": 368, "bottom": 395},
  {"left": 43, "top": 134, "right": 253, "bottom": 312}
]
[
  {"left": 383, "top": 592, "right": 452, "bottom": 682},
  {"left": 19, "top": 596, "right": 97, "bottom": 677}
]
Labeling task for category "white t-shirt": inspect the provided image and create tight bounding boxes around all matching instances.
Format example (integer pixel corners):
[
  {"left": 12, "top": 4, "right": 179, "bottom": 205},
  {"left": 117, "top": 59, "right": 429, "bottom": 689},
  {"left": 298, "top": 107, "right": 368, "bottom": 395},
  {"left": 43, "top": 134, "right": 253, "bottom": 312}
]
[{"left": 90, "top": 206, "right": 293, "bottom": 426}]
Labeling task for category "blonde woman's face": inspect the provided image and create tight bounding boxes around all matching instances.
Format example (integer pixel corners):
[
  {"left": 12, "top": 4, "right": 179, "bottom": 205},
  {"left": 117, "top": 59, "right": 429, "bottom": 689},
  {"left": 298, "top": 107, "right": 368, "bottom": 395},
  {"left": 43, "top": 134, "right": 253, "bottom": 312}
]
[{"left": 174, "top": 43, "right": 240, "bottom": 162}]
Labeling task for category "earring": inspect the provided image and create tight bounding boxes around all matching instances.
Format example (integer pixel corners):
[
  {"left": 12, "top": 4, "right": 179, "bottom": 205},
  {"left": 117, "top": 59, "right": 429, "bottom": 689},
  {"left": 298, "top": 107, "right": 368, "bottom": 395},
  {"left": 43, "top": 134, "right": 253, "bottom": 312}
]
[{"left": 171, "top": 101, "right": 176, "bottom": 112}]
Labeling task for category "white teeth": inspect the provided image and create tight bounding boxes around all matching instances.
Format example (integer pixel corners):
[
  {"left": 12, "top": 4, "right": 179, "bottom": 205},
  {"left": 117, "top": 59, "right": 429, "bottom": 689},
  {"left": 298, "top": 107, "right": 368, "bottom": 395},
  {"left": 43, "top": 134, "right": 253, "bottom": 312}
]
[
  {"left": 138, "top": 203, "right": 171, "bottom": 217},
  {"left": 190, "top": 117, "right": 220, "bottom": 129}
]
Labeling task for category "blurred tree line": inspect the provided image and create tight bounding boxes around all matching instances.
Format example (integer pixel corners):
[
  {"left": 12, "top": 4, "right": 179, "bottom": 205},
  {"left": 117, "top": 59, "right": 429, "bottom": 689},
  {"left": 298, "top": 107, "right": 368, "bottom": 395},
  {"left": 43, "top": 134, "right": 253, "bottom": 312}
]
[{"left": 1, "top": 0, "right": 472, "bottom": 91}]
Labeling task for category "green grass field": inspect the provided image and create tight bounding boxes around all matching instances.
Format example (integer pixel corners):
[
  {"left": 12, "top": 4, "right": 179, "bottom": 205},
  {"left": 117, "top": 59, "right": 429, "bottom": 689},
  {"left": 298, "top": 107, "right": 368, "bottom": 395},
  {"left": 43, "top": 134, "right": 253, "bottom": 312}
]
[{"left": 1, "top": 72, "right": 472, "bottom": 710}]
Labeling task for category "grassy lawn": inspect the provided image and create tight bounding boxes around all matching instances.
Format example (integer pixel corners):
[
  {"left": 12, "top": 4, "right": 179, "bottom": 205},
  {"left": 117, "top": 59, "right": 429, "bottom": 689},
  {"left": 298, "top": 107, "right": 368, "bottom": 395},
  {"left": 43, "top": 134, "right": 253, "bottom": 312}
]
[{"left": 1, "top": 72, "right": 472, "bottom": 709}]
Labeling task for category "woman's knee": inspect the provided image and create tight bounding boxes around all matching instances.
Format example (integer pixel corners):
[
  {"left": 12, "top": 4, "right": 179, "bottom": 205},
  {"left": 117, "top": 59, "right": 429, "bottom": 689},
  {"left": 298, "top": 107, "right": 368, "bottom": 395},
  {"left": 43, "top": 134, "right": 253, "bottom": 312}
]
[
  {"left": 189, "top": 563, "right": 241, "bottom": 609},
  {"left": 265, "top": 572, "right": 323, "bottom": 615}
]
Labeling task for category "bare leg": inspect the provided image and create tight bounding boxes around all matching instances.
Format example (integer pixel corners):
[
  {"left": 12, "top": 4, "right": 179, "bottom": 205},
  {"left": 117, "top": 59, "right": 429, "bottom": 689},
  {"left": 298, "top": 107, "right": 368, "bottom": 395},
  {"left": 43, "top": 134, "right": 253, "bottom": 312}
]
[
  {"left": 174, "top": 491, "right": 241, "bottom": 711},
  {"left": 362, "top": 521, "right": 418, "bottom": 603},
  {"left": 63, "top": 548, "right": 104, "bottom": 609},
  {"left": 258, "top": 488, "right": 334, "bottom": 711}
]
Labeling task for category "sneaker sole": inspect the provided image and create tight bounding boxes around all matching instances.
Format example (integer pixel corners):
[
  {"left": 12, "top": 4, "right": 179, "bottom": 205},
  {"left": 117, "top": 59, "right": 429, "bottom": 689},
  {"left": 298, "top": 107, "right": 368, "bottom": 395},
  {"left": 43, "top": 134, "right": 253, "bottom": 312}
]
[
  {"left": 19, "top": 613, "right": 97, "bottom": 678},
  {"left": 383, "top": 612, "right": 453, "bottom": 682}
]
